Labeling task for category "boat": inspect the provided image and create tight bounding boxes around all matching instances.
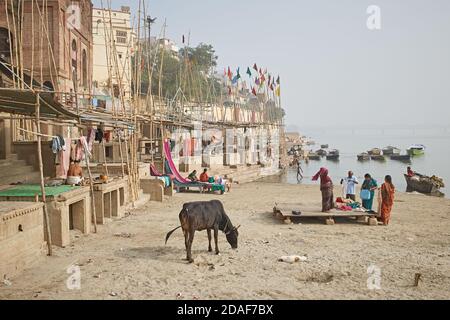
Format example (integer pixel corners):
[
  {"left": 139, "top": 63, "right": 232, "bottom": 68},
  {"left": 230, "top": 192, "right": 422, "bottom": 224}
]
[
  {"left": 382, "top": 146, "right": 400, "bottom": 155},
  {"left": 404, "top": 174, "right": 445, "bottom": 195},
  {"left": 307, "top": 152, "right": 321, "bottom": 160},
  {"left": 370, "top": 154, "right": 386, "bottom": 161},
  {"left": 320, "top": 144, "right": 329, "bottom": 149},
  {"left": 390, "top": 154, "right": 411, "bottom": 162},
  {"left": 368, "top": 148, "right": 382, "bottom": 156},
  {"left": 407, "top": 144, "right": 425, "bottom": 156},
  {"left": 357, "top": 152, "right": 370, "bottom": 161},
  {"left": 316, "top": 149, "right": 328, "bottom": 156},
  {"left": 326, "top": 149, "right": 339, "bottom": 161}
]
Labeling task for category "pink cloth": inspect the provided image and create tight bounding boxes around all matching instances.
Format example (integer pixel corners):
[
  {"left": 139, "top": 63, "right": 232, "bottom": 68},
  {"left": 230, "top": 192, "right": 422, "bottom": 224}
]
[
  {"left": 164, "top": 140, "right": 190, "bottom": 183},
  {"left": 56, "top": 138, "right": 71, "bottom": 178}
]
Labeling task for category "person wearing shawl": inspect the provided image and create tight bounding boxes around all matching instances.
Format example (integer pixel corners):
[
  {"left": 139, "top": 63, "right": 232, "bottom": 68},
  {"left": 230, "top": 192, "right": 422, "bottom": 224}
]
[
  {"left": 312, "top": 167, "right": 334, "bottom": 212},
  {"left": 361, "top": 173, "right": 378, "bottom": 210},
  {"left": 379, "top": 175, "right": 395, "bottom": 225}
]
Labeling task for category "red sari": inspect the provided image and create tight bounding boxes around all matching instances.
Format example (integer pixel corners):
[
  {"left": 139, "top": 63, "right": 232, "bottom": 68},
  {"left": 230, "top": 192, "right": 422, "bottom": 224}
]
[
  {"left": 312, "top": 168, "right": 334, "bottom": 212},
  {"left": 380, "top": 182, "right": 395, "bottom": 225}
]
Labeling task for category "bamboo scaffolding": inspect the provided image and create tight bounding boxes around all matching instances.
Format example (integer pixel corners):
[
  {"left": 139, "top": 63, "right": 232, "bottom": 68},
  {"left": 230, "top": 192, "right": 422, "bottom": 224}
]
[{"left": 34, "top": 93, "right": 53, "bottom": 256}]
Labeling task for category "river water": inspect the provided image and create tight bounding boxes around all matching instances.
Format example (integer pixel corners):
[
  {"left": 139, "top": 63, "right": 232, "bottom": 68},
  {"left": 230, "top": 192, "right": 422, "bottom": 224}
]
[{"left": 278, "top": 126, "right": 450, "bottom": 198}]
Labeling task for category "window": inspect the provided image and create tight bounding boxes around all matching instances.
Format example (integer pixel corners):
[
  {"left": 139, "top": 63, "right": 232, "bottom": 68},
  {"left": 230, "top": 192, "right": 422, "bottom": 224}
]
[
  {"left": 82, "top": 50, "right": 87, "bottom": 87},
  {"left": 116, "top": 31, "right": 127, "bottom": 37},
  {"left": 116, "top": 37, "right": 127, "bottom": 44}
]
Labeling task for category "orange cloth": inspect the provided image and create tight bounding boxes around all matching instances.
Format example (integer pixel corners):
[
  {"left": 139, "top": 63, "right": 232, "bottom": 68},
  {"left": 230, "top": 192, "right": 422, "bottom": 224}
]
[
  {"left": 380, "top": 183, "right": 395, "bottom": 225},
  {"left": 200, "top": 172, "right": 209, "bottom": 183}
]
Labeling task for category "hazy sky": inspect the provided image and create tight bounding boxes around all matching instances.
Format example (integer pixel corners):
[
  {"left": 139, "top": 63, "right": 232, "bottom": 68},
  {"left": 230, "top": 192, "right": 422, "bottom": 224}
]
[{"left": 93, "top": 0, "right": 450, "bottom": 127}]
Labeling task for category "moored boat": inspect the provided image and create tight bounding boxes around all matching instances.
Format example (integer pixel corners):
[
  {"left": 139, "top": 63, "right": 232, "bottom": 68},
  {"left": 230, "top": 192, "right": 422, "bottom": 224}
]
[
  {"left": 382, "top": 146, "right": 400, "bottom": 155},
  {"left": 326, "top": 149, "right": 339, "bottom": 161},
  {"left": 357, "top": 152, "right": 370, "bottom": 161},
  {"left": 390, "top": 154, "right": 411, "bottom": 162},
  {"left": 368, "top": 148, "right": 382, "bottom": 156},
  {"left": 320, "top": 144, "right": 329, "bottom": 149},
  {"left": 316, "top": 149, "right": 328, "bottom": 156},
  {"left": 370, "top": 154, "right": 386, "bottom": 161},
  {"left": 407, "top": 144, "right": 425, "bottom": 156},
  {"left": 404, "top": 174, "right": 444, "bottom": 195},
  {"left": 307, "top": 152, "right": 321, "bottom": 160}
]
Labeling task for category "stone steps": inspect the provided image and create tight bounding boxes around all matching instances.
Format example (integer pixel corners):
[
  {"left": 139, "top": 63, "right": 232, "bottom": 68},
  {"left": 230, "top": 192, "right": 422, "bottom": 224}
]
[{"left": 0, "top": 154, "right": 41, "bottom": 185}]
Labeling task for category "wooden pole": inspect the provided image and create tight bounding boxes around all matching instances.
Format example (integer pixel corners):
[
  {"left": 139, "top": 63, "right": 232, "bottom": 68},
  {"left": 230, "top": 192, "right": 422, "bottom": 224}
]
[
  {"left": 35, "top": 93, "right": 53, "bottom": 256},
  {"left": 101, "top": 139, "right": 109, "bottom": 176},
  {"left": 82, "top": 141, "right": 98, "bottom": 233}
]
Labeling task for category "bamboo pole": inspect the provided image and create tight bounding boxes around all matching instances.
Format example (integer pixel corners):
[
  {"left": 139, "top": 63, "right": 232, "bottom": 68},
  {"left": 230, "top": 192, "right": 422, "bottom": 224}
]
[
  {"left": 82, "top": 141, "right": 98, "bottom": 234},
  {"left": 118, "top": 131, "right": 125, "bottom": 178},
  {"left": 35, "top": 93, "right": 53, "bottom": 256},
  {"left": 101, "top": 139, "right": 109, "bottom": 176}
]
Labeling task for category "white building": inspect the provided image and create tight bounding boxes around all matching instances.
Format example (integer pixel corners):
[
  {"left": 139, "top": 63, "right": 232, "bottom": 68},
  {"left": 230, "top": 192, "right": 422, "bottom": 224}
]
[{"left": 92, "top": 6, "right": 135, "bottom": 102}]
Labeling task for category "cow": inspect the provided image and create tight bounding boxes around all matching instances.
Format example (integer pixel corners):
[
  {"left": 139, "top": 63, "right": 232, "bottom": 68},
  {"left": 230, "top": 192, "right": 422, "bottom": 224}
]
[{"left": 165, "top": 200, "right": 240, "bottom": 263}]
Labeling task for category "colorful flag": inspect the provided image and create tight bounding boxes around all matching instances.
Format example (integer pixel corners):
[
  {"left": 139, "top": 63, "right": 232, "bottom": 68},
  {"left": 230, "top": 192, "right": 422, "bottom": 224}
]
[
  {"left": 255, "top": 77, "right": 260, "bottom": 86},
  {"left": 246, "top": 67, "right": 252, "bottom": 77},
  {"left": 253, "top": 63, "right": 258, "bottom": 71},
  {"left": 275, "top": 86, "right": 281, "bottom": 97},
  {"left": 276, "top": 75, "right": 280, "bottom": 85},
  {"left": 182, "top": 35, "right": 185, "bottom": 44},
  {"left": 232, "top": 75, "right": 239, "bottom": 84},
  {"left": 251, "top": 86, "right": 257, "bottom": 96},
  {"left": 270, "top": 83, "right": 274, "bottom": 91},
  {"left": 236, "top": 67, "right": 241, "bottom": 79},
  {"left": 260, "top": 74, "right": 266, "bottom": 83},
  {"left": 227, "top": 67, "right": 232, "bottom": 81}
]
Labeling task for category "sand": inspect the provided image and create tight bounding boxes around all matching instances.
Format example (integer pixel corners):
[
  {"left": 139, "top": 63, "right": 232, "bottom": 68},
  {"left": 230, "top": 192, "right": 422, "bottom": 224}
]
[{"left": 0, "top": 182, "right": 449, "bottom": 300}]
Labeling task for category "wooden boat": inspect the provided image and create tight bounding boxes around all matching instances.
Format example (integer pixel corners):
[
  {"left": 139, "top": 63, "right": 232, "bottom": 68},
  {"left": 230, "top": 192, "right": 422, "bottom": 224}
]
[
  {"left": 368, "top": 148, "right": 382, "bottom": 156},
  {"left": 316, "top": 149, "right": 328, "bottom": 156},
  {"left": 382, "top": 146, "right": 400, "bottom": 155},
  {"left": 307, "top": 152, "right": 321, "bottom": 160},
  {"left": 326, "top": 149, "right": 339, "bottom": 161},
  {"left": 407, "top": 144, "right": 425, "bottom": 156},
  {"left": 404, "top": 174, "right": 444, "bottom": 194},
  {"left": 357, "top": 152, "right": 370, "bottom": 161},
  {"left": 320, "top": 144, "right": 329, "bottom": 149},
  {"left": 370, "top": 154, "right": 386, "bottom": 161},
  {"left": 390, "top": 154, "right": 411, "bottom": 162}
]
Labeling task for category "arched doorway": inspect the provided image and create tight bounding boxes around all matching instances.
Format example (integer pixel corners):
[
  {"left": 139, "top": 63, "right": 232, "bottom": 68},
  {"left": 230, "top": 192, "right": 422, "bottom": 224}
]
[{"left": 0, "top": 27, "right": 13, "bottom": 60}]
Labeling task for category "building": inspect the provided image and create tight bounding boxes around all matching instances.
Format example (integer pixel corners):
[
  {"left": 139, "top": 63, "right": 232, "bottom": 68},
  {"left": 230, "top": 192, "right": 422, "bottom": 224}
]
[
  {"left": 92, "top": 6, "right": 134, "bottom": 100},
  {"left": 0, "top": 0, "right": 93, "bottom": 94}
]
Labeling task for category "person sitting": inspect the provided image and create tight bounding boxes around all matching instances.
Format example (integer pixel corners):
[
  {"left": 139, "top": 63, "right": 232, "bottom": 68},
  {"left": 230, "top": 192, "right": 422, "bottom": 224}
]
[
  {"left": 187, "top": 170, "right": 199, "bottom": 182},
  {"left": 67, "top": 160, "right": 83, "bottom": 185},
  {"left": 407, "top": 166, "right": 415, "bottom": 177},
  {"left": 199, "top": 168, "right": 209, "bottom": 183}
]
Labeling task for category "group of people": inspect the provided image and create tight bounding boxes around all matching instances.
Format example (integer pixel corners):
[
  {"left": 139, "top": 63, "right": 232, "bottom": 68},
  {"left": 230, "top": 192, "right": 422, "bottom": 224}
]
[
  {"left": 312, "top": 168, "right": 395, "bottom": 226},
  {"left": 187, "top": 169, "right": 232, "bottom": 193}
]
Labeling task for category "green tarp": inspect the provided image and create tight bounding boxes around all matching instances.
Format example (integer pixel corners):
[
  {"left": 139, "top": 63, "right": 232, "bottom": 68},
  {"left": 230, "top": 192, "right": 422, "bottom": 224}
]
[{"left": 0, "top": 185, "right": 79, "bottom": 197}]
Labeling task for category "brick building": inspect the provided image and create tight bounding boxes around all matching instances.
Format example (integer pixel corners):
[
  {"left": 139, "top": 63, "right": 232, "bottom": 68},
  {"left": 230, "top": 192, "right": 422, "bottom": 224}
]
[{"left": 0, "top": 0, "right": 93, "bottom": 94}]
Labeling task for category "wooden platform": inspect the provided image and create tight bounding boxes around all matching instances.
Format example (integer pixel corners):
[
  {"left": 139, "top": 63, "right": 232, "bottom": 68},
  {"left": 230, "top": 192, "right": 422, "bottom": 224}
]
[{"left": 273, "top": 204, "right": 378, "bottom": 226}]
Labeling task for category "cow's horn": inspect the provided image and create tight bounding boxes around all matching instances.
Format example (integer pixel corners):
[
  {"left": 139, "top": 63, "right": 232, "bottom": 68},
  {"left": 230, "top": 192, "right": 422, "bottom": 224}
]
[{"left": 235, "top": 225, "right": 241, "bottom": 230}]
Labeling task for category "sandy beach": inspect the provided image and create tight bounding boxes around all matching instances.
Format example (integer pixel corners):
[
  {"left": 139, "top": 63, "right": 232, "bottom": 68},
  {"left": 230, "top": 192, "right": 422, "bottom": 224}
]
[{"left": 0, "top": 181, "right": 449, "bottom": 300}]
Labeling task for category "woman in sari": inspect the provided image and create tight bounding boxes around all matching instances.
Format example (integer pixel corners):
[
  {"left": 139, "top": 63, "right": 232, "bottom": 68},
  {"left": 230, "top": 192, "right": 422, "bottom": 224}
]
[
  {"left": 312, "top": 167, "right": 334, "bottom": 212},
  {"left": 361, "top": 173, "right": 378, "bottom": 210},
  {"left": 379, "top": 175, "right": 395, "bottom": 225}
]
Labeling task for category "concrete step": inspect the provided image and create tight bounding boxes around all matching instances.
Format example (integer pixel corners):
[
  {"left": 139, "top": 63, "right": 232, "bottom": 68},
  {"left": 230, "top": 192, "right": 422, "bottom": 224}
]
[
  {"left": 0, "top": 164, "right": 35, "bottom": 176},
  {"left": 1, "top": 171, "right": 41, "bottom": 185},
  {"left": 0, "top": 159, "right": 27, "bottom": 167}
]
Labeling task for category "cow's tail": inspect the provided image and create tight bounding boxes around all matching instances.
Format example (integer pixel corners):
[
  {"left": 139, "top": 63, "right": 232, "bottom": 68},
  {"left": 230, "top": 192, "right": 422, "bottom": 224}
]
[{"left": 165, "top": 226, "right": 182, "bottom": 244}]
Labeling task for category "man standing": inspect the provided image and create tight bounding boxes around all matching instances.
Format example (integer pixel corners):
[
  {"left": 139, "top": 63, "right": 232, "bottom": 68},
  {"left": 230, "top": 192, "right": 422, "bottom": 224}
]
[
  {"left": 340, "top": 171, "right": 358, "bottom": 201},
  {"left": 297, "top": 161, "right": 304, "bottom": 181}
]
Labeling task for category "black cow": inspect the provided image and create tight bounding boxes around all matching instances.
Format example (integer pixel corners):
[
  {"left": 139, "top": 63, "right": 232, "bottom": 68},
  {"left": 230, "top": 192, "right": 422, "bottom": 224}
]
[{"left": 165, "top": 200, "right": 240, "bottom": 263}]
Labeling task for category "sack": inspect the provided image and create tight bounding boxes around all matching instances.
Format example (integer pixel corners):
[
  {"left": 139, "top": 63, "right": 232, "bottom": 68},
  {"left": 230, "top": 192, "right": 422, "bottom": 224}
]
[{"left": 360, "top": 189, "right": 371, "bottom": 200}]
